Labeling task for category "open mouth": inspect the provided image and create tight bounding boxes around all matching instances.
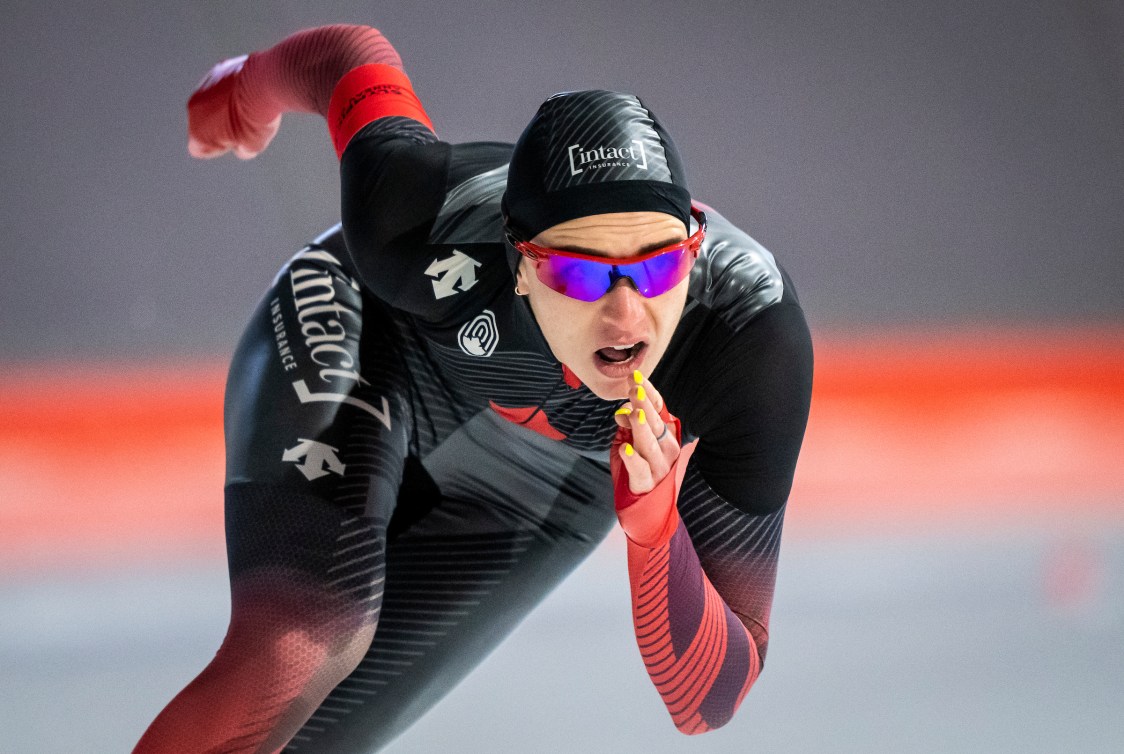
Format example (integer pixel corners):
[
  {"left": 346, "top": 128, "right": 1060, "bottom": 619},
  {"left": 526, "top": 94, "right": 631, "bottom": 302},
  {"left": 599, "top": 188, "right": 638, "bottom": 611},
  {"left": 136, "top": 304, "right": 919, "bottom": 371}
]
[{"left": 595, "top": 342, "right": 646, "bottom": 364}]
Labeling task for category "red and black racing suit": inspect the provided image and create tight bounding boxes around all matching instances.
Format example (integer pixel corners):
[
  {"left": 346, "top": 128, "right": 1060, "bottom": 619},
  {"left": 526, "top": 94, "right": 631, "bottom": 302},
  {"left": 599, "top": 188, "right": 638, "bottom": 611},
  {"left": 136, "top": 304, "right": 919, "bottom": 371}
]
[{"left": 135, "top": 25, "right": 813, "bottom": 754}]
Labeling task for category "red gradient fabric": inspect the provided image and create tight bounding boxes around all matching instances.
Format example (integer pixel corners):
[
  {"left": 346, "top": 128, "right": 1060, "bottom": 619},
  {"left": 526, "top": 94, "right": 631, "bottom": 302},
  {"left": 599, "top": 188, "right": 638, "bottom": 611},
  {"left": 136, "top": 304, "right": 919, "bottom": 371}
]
[
  {"left": 630, "top": 527, "right": 761, "bottom": 733},
  {"left": 326, "top": 63, "right": 434, "bottom": 157},
  {"left": 132, "top": 571, "right": 377, "bottom": 753},
  {"left": 186, "top": 25, "right": 408, "bottom": 159},
  {"left": 239, "top": 24, "right": 404, "bottom": 118},
  {"left": 622, "top": 498, "right": 761, "bottom": 733},
  {"left": 612, "top": 410, "right": 760, "bottom": 732}
]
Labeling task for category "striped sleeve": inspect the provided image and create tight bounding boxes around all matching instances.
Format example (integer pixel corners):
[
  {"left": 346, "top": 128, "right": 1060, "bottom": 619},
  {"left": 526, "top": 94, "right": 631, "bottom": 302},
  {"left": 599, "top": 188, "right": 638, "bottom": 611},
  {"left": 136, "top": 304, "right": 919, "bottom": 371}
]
[{"left": 616, "top": 447, "right": 785, "bottom": 733}]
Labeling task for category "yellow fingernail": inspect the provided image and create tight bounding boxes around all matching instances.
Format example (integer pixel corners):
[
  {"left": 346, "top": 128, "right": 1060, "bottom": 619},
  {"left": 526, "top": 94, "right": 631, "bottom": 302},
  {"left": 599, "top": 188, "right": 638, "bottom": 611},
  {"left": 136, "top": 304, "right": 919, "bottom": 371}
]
[
  {"left": 624, "top": 443, "right": 634, "bottom": 457},
  {"left": 636, "top": 385, "right": 647, "bottom": 402},
  {"left": 637, "top": 409, "right": 646, "bottom": 425},
  {"left": 633, "top": 370, "right": 644, "bottom": 385},
  {"left": 615, "top": 406, "right": 632, "bottom": 416}
]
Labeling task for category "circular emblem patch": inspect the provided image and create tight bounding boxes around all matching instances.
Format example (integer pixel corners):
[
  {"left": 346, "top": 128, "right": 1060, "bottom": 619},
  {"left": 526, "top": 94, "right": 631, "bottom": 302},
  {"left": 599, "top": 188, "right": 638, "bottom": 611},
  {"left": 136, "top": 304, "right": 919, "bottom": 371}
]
[{"left": 458, "top": 309, "right": 499, "bottom": 357}]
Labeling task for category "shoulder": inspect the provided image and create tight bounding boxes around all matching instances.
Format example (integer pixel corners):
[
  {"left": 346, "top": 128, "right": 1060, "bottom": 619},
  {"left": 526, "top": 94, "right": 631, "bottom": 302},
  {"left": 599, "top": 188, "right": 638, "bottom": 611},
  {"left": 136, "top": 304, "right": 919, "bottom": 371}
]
[
  {"left": 663, "top": 202, "right": 810, "bottom": 389},
  {"left": 341, "top": 118, "right": 513, "bottom": 249},
  {"left": 656, "top": 204, "right": 813, "bottom": 513},
  {"left": 428, "top": 142, "right": 513, "bottom": 245},
  {"left": 685, "top": 202, "right": 794, "bottom": 332},
  {"left": 339, "top": 122, "right": 514, "bottom": 317}
]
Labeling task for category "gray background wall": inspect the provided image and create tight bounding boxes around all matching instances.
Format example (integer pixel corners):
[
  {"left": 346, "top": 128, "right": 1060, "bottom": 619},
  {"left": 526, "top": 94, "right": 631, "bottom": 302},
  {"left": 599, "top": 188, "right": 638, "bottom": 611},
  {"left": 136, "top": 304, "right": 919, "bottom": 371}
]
[
  {"left": 2, "top": 0, "right": 1122, "bottom": 359},
  {"left": 3, "top": 5, "right": 1122, "bottom": 751}
]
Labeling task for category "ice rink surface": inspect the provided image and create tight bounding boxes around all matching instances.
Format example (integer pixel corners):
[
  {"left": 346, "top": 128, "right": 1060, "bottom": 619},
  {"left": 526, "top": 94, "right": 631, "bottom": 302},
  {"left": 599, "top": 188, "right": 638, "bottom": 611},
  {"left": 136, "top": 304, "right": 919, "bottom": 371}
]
[{"left": 4, "top": 518, "right": 1122, "bottom": 754}]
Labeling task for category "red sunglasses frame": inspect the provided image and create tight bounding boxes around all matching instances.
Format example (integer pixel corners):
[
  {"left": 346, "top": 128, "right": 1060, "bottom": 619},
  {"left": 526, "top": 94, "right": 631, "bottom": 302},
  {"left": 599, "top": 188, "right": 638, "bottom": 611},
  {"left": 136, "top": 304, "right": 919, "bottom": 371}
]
[{"left": 507, "top": 205, "right": 707, "bottom": 269}]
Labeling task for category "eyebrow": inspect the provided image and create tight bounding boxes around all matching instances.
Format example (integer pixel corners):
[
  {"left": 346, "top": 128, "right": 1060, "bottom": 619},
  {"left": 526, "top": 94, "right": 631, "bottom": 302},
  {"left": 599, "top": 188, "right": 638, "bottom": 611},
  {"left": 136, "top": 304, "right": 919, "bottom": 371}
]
[{"left": 553, "top": 237, "right": 683, "bottom": 257}]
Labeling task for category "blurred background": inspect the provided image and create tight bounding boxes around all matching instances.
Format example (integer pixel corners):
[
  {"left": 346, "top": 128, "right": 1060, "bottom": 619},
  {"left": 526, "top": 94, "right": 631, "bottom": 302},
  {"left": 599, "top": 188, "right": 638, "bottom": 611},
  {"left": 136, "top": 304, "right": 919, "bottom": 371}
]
[{"left": 2, "top": 1, "right": 1122, "bottom": 752}]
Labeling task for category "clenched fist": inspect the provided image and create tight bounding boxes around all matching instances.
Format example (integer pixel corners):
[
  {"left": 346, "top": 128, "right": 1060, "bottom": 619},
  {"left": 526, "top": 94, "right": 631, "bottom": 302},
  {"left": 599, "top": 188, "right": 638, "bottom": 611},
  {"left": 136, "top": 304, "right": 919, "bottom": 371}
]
[{"left": 187, "top": 54, "right": 281, "bottom": 160}]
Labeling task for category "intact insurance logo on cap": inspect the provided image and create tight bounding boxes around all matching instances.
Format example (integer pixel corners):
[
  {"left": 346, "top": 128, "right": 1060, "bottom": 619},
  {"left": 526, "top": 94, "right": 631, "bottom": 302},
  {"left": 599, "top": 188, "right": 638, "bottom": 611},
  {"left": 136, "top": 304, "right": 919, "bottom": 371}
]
[{"left": 567, "top": 141, "right": 649, "bottom": 176}]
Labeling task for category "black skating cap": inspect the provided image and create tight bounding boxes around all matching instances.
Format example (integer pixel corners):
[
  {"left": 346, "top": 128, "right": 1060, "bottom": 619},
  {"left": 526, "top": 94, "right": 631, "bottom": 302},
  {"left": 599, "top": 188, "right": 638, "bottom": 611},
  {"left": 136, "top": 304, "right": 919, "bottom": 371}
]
[{"left": 501, "top": 90, "right": 691, "bottom": 240}]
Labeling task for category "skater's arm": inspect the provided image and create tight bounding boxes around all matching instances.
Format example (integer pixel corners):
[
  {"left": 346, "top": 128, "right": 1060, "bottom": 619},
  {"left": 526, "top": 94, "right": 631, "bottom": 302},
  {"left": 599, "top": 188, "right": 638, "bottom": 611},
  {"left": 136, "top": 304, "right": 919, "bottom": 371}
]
[
  {"left": 611, "top": 300, "right": 812, "bottom": 733},
  {"left": 186, "top": 24, "right": 420, "bottom": 159},
  {"left": 185, "top": 24, "right": 451, "bottom": 307}
]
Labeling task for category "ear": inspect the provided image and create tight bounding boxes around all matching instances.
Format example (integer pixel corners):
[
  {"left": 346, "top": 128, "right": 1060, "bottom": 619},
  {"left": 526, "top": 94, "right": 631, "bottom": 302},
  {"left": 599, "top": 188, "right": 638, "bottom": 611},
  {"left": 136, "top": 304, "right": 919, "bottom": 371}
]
[{"left": 514, "top": 258, "right": 531, "bottom": 294}]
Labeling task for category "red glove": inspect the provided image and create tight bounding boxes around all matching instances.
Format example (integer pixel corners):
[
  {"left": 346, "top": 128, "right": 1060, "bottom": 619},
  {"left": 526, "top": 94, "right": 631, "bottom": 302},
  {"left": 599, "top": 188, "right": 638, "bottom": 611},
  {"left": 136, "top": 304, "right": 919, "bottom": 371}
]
[{"left": 187, "top": 54, "right": 282, "bottom": 160}]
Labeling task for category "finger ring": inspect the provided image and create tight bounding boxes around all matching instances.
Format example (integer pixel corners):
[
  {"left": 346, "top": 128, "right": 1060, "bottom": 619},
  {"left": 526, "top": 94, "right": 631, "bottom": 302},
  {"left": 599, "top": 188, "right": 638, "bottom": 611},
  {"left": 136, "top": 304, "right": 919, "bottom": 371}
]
[{"left": 655, "top": 424, "right": 670, "bottom": 442}]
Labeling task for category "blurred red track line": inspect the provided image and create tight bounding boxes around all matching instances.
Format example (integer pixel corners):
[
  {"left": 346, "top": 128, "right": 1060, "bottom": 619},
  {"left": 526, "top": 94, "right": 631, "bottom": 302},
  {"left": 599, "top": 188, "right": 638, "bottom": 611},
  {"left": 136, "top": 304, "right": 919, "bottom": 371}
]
[
  {"left": 1, "top": 329, "right": 1122, "bottom": 564},
  {"left": 793, "top": 328, "right": 1124, "bottom": 530}
]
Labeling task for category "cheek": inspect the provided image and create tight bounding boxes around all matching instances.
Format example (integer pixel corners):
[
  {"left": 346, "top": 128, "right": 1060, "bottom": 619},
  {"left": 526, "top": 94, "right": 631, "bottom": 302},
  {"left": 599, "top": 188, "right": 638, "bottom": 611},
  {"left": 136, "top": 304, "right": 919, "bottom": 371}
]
[
  {"left": 650, "top": 278, "right": 690, "bottom": 333},
  {"left": 639, "top": 280, "right": 690, "bottom": 366},
  {"left": 526, "top": 287, "right": 594, "bottom": 357}
]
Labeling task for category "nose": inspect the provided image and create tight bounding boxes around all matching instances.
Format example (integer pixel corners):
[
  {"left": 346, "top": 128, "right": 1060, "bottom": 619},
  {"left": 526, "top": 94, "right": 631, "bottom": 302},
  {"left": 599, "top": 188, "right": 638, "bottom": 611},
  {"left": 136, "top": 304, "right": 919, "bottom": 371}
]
[{"left": 598, "top": 277, "right": 647, "bottom": 326}]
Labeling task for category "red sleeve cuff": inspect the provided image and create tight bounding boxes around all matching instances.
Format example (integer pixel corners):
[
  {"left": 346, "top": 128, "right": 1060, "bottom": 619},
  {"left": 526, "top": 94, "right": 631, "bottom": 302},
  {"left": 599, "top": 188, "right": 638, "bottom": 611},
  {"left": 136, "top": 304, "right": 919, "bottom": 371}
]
[
  {"left": 612, "top": 428, "right": 699, "bottom": 549},
  {"left": 326, "top": 63, "right": 435, "bottom": 158}
]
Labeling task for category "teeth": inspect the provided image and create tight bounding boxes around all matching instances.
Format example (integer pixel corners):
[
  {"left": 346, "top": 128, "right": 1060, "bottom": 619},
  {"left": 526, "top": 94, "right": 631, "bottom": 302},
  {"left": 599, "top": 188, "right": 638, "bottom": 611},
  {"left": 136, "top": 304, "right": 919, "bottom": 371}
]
[{"left": 611, "top": 343, "right": 636, "bottom": 350}]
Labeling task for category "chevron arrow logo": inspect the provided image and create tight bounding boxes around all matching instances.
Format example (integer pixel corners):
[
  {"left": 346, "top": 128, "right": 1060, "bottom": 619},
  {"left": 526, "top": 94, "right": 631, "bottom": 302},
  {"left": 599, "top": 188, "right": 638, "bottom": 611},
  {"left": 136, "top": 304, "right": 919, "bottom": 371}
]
[
  {"left": 282, "top": 438, "right": 346, "bottom": 481},
  {"left": 425, "top": 249, "right": 481, "bottom": 299}
]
